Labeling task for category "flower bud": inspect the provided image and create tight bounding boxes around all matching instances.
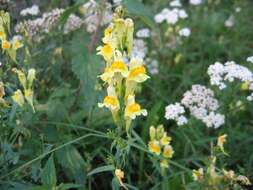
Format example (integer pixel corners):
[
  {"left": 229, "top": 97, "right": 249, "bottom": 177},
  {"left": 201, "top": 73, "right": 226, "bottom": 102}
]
[
  {"left": 12, "top": 89, "right": 24, "bottom": 107},
  {"left": 149, "top": 126, "right": 156, "bottom": 140}
]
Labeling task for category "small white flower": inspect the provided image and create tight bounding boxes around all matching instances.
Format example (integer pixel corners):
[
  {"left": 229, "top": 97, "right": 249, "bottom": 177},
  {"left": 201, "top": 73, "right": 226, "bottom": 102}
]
[
  {"left": 235, "top": 7, "right": 241, "bottom": 13},
  {"left": 225, "top": 15, "right": 234, "bottom": 28},
  {"left": 154, "top": 14, "right": 165, "bottom": 23},
  {"left": 166, "top": 9, "right": 179, "bottom": 24},
  {"left": 132, "top": 39, "right": 148, "bottom": 59},
  {"left": 190, "top": 0, "right": 202, "bottom": 5},
  {"left": 136, "top": 28, "right": 150, "bottom": 38},
  {"left": 246, "top": 56, "right": 253, "bottom": 64},
  {"left": 178, "top": 9, "right": 188, "bottom": 19},
  {"left": 165, "top": 103, "right": 188, "bottom": 126},
  {"left": 179, "top": 27, "right": 191, "bottom": 37},
  {"left": 170, "top": 0, "right": 182, "bottom": 7},
  {"left": 20, "top": 5, "right": 40, "bottom": 16}
]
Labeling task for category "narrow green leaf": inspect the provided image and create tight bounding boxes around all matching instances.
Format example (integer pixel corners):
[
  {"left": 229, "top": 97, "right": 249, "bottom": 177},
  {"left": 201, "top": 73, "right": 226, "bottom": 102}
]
[
  {"left": 87, "top": 165, "right": 115, "bottom": 177},
  {"left": 41, "top": 155, "right": 57, "bottom": 187}
]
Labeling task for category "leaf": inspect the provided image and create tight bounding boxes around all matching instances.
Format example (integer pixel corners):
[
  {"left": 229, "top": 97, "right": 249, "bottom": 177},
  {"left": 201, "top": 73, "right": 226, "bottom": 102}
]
[
  {"left": 87, "top": 165, "right": 115, "bottom": 177},
  {"left": 41, "top": 155, "right": 57, "bottom": 187},
  {"left": 122, "top": 0, "right": 156, "bottom": 30},
  {"left": 56, "top": 146, "right": 86, "bottom": 185},
  {"left": 59, "top": 0, "right": 87, "bottom": 29}
]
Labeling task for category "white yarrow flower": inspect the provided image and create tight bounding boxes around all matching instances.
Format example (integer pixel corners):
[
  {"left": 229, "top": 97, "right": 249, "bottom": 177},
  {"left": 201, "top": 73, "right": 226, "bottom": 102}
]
[
  {"left": 165, "top": 103, "right": 188, "bottom": 126},
  {"left": 246, "top": 56, "right": 253, "bottom": 64},
  {"left": 136, "top": 28, "right": 150, "bottom": 38},
  {"left": 20, "top": 5, "right": 40, "bottom": 16},
  {"left": 190, "top": 0, "right": 202, "bottom": 5},
  {"left": 170, "top": 0, "right": 182, "bottom": 7},
  {"left": 179, "top": 27, "right": 191, "bottom": 37}
]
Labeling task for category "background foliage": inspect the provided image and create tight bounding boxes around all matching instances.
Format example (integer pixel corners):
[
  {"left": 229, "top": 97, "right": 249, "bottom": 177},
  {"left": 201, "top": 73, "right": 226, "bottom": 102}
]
[{"left": 0, "top": 0, "right": 253, "bottom": 189}]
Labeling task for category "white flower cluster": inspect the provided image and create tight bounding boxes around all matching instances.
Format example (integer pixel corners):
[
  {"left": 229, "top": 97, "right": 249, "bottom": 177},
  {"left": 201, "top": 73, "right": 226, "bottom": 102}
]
[
  {"left": 181, "top": 85, "right": 225, "bottom": 128},
  {"left": 136, "top": 28, "right": 150, "bottom": 38},
  {"left": 247, "top": 56, "right": 253, "bottom": 64},
  {"left": 208, "top": 61, "right": 253, "bottom": 89},
  {"left": 165, "top": 103, "right": 188, "bottom": 126},
  {"left": 165, "top": 85, "right": 224, "bottom": 128},
  {"left": 81, "top": 0, "right": 112, "bottom": 33},
  {"left": 64, "top": 14, "right": 84, "bottom": 34},
  {"left": 154, "top": 7, "right": 188, "bottom": 25},
  {"left": 146, "top": 58, "right": 159, "bottom": 75},
  {"left": 170, "top": 0, "right": 182, "bottom": 7},
  {"left": 132, "top": 39, "right": 148, "bottom": 59},
  {"left": 20, "top": 5, "right": 40, "bottom": 16},
  {"left": 15, "top": 8, "right": 64, "bottom": 41},
  {"left": 190, "top": 0, "right": 202, "bottom": 5}
]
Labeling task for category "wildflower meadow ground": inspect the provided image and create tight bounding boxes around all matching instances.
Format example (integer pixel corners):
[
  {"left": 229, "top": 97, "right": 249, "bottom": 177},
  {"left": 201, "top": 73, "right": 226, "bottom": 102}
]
[{"left": 0, "top": 0, "right": 253, "bottom": 189}]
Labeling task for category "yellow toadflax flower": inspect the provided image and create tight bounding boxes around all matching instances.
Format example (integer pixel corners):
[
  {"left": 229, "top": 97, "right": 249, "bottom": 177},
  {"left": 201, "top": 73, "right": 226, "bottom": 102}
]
[
  {"left": 98, "top": 86, "right": 120, "bottom": 111},
  {"left": 148, "top": 140, "right": 161, "bottom": 155},
  {"left": 97, "top": 44, "right": 113, "bottom": 61},
  {"left": 24, "top": 89, "right": 35, "bottom": 112},
  {"left": 160, "top": 133, "right": 172, "bottom": 146},
  {"left": 160, "top": 159, "right": 169, "bottom": 168},
  {"left": 0, "top": 82, "right": 5, "bottom": 98},
  {"left": 12, "top": 39, "right": 23, "bottom": 50},
  {"left": 12, "top": 89, "right": 25, "bottom": 107},
  {"left": 192, "top": 168, "right": 204, "bottom": 181},
  {"left": 115, "top": 169, "right": 128, "bottom": 189},
  {"left": 236, "top": 175, "right": 251, "bottom": 185},
  {"left": 217, "top": 134, "right": 227, "bottom": 153},
  {"left": 162, "top": 145, "right": 174, "bottom": 158},
  {"left": 0, "top": 30, "right": 6, "bottom": 40},
  {"left": 1, "top": 40, "right": 10, "bottom": 50},
  {"left": 124, "top": 95, "right": 147, "bottom": 120},
  {"left": 127, "top": 57, "right": 150, "bottom": 83}
]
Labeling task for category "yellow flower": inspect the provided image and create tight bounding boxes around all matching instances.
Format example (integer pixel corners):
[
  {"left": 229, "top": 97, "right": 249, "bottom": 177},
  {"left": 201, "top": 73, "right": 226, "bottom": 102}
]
[
  {"left": 102, "top": 25, "right": 114, "bottom": 45},
  {"left": 12, "top": 89, "right": 24, "bottom": 107},
  {"left": 124, "top": 95, "right": 147, "bottom": 119},
  {"left": 115, "top": 169, "right": 127, "bottom": 189},
  {"left": 160, "top": 133, "right": 172, "bottom": 146},
  {"left": 24, "top": 89, "right": 35, "bottom": 112},
  {"left": 192, "top": 168, "right": 204, "bottom": 181},
  {"left": 148, "top": 140, "right": 161, "bottom": 155},
  {"left": 97, "top": 44, "right": 113, "bottom": 61},
  {"left": 217, "top": 134, "right": 227, "bottom": 152},
  {"left": 236, "top": 175, "right": 251, "bottom": 185},
  {"left": 12, "top": 39, "right": 23, "bottom": 50},
  {"left": 27, "top": 68, "right": 36, "bottom": 88},
  {"left": 12, "top": 68, "right": 26, "bottom": 89},
  {"left": 222, "top": 169, "right": 235, "bottom": 181},
  {"left": 127, "top": 57, "right": 150, "bottom": 83},
  {"left": 110, "top": 60, "right": 128, "bottom": 77},
  {"left": 98, "top": 86, "right": 119, "bottom": 111},
  {"left": 124, "top": 18, "right": 134, "bottom": 55},
  {"left": 99, "top": 67, "right": 114, "bottom": 83},
  {"left": 160, "top": 159, "right": 169, "bottom": 168},
  {"left": 0, "top": 30, "right": 6, "bottom": 40},
  {"left": 0, "top": 82, "right": 5, "bottom": 98},
  {"left": 1, "top": 40, "right": 10, "bottom": 50},
  {"left": 156, "top": 125, "right": 165, "bottom": 139},
  {"left": 162, "top": 145, "right": 174, "bottom": 158}
]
